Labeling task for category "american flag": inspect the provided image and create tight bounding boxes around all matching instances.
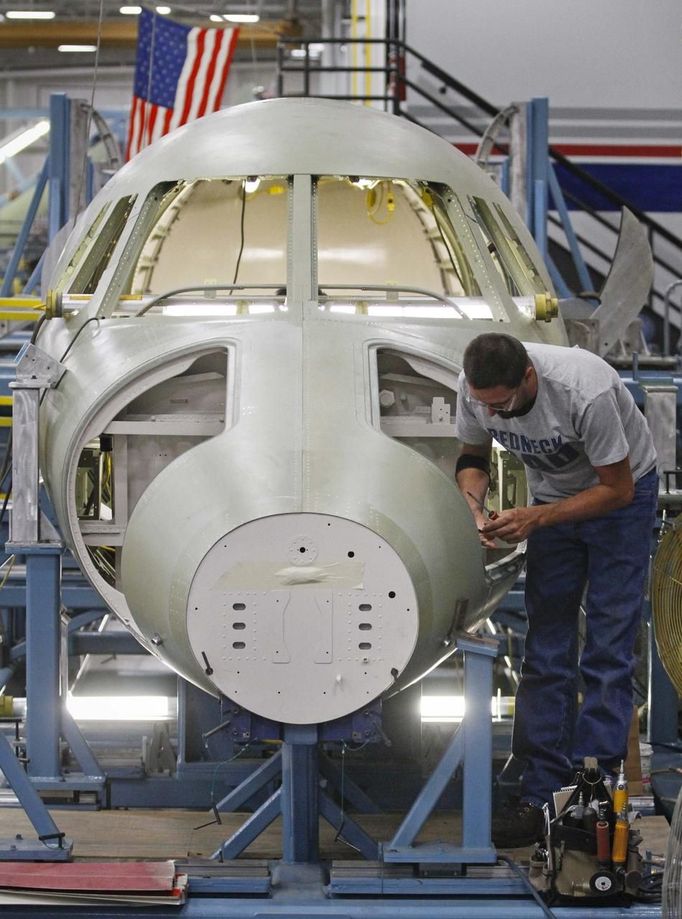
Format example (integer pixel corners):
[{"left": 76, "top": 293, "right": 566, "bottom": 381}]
[{"left": 126, "top": 8, "right": 239, "bottom": 160}]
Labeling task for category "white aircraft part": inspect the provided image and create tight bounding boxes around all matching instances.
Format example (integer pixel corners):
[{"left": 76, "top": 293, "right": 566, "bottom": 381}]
[
  {"left": 34, "top": 98, "right": 570, "bottom": 724},
  {"left": 186, "top": 513, "right": 418, "bottom": 724}
]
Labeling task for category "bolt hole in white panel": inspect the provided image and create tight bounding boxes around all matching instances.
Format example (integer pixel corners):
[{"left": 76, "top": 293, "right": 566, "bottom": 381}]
[{"left": 186, "top": 513, "right": 419, "bottom": 724}]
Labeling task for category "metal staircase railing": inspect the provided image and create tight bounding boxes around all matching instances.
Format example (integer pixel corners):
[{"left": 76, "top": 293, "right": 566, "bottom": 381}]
[{"left": 276, "top": 37, "right": 682, "bottom": 351}]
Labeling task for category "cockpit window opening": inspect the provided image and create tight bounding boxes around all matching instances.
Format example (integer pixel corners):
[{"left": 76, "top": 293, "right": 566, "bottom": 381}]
[
  {"left": 67, "top": 196, "right": 136, "bottom": 295},
  {"left": 131, "top": 180, "right": 195, "bottom": 294},
  {"left": 426, "top": 184, "right": 481, "bottom": 298},
  {"left": 434, "top": 189, "right": 510, "bottom": 322},
  {"left": 55, "top": 202, "right": 111, "bottom": 293},
  {"left": 315, "top": 176, "right": 481, "bottom": 308},
  {"left": 127, "top": 176, "right": 288, "bottom": 300},
  {"left": 469, "top": 196, "right": 547, "bottom": 297}
]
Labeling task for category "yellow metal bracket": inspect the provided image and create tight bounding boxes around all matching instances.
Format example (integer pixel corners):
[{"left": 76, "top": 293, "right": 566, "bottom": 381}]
[
  {"left": 0, "top": 289, "right": 62, "bottom": 321},
  {"left": 0, "top": 297, "right": 43, "bottom": 322}
]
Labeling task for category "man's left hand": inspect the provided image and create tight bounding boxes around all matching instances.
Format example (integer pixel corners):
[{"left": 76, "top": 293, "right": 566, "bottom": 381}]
[{"left": 480, "top": 506, "right": 542, "bottom": 544}]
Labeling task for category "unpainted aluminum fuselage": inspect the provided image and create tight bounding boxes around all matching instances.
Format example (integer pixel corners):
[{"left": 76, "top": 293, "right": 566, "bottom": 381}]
[{"left": 37, "top": 99, "right": 567, "bottom": 723}]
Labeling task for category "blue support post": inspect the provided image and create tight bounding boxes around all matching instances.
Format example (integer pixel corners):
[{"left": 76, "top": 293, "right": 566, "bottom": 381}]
[
  {"left": 281, "top": 724, "right": 319, "bottom": 863},
  {"left": 526, "top": 97, "right": 549, "bottom": 250},
  {"left": 47, "top": 94, "right": 70, "bottom": 241},
  {"left": 319, "top": 751, "right": 381, "bottom": 813},
  {"left": 60, "top": 710, "right": 105, "bottom": 780},
  {"left": 23, "top": 251, "right": 45, "bottom": 295},
  {"left": 212, "top": 733, "right": 381, "bottom": 864},
  {"left": 319, "top": 791, "right": 379, "bottom": 860},
  {"left": 460, "top": 636, "right": 496, "bottom": 854},
  {"left": 24, "top": 548, "right": 62, "bottom": 779},
  {"left": 533, "top": 178, "right": 548, "bottom": 261},
  {"left": 387, "top": 732, "right": 464, "bottom": 851},
  {"left": 0, "top": 159, "right": 49, "bottom": 297},
  {"left": 545, "top": 252, "right": 574, "bottom": 299},
  {"left": 383, "top": 636, "right": 498, "bottom": 864},
  {"left": 216, "top": 789, "right": 282, "bottom": 861},
  {"left": 214, "top": 750, "right": 282, "bottom": 812},
  {"left": 547, "top": 165, "right": 594, "bottom": 293}
]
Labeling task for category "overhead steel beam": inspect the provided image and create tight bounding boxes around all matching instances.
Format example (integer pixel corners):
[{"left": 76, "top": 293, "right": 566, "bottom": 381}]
[{"left": 0, "top": 19, "right": 300, "bottom": 48}]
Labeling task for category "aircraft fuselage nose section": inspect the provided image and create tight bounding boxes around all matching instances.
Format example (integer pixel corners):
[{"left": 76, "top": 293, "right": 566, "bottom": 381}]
[{"left": 186, "top": 513, "right": 419, "bottom": 724}]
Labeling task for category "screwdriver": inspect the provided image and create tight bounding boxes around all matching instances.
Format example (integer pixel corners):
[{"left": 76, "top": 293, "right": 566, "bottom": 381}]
[{"left": 466, "top": 491, "right": 499, "bottom": 520}]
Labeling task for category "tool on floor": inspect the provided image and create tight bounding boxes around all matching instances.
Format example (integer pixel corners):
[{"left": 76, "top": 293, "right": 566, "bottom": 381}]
[{"left": 528, "top": 757, "right": 644, "bottom": 900}]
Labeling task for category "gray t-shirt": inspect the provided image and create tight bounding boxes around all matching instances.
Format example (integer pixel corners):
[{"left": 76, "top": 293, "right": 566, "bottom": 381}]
[{"left": 454, "top": 342, "right": 657, "bottom": 502}]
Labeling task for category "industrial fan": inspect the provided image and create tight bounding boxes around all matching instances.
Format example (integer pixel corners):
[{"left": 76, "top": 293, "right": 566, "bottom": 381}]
[
  {"left": 651, "top": 521, "right": 682, "bottom": 693},
  {"left": 650, "top": 520, "right": 682, "bottom": 917}
]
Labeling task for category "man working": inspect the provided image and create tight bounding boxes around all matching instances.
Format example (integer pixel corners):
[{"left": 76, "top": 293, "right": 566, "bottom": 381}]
[{"left": 454, "top": 332, "right": 658, "bottom": 848}]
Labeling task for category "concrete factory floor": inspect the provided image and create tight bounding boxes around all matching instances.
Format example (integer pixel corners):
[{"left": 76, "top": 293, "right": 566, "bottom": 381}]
[{"left": 0, "top": 807, "right": 670, "bottom": 862}]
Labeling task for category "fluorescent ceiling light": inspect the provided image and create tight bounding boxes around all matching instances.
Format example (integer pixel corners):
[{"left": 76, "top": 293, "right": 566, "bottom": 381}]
[
  {"left": 209, "top": 14, "right": 223, "bottom": 22},
  {"left": 58, "top": 44, "right": 97, "bottom": 53},
  {"left": 119, "top": 5, "right": 142, "bottom": 14},
  {"left": 6, "top": 9, "right": 56, "bottom": 18},
  {"left": 0, "top": 120, "right": 49, "bottom": 166},
  {"left": 156, "top": 5, "right": 171, "bottom": 13},
  {"left": 420, "top": 694, "right": 515, "bottom": 723},
  {"left": 421, "top": 694, "right": 466, "bottom": 722},
  {"left": 67, "top": 694, "right": 173, "bottom": 721},
  {"left": 223, "top": 13, "right": 259, "bottom": 23}
]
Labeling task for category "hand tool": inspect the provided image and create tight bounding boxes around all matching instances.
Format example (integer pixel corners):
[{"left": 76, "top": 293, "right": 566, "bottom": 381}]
[{"left": 466, "top": 491, "right": 499, "bottom": 520}]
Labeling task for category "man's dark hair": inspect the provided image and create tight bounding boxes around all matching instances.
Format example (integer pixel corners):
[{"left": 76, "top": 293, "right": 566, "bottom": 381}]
[{"left": 463, "top": 333, "right": 530, "bottom": 389}]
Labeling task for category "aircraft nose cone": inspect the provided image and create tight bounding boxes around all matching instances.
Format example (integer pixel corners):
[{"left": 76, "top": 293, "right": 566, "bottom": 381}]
[{"left": 186, "top": 512, "right": 419, "bottom": 724}]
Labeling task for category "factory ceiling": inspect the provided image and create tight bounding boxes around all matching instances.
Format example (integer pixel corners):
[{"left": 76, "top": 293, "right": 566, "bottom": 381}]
[{"left": 0, "top": 1, "right": 322, "bottom": 72}]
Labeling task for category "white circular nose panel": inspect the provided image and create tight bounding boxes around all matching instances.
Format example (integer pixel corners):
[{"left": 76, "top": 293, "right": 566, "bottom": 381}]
[{"left": 186, "top": 513, "right": 419, "bottom": 724}]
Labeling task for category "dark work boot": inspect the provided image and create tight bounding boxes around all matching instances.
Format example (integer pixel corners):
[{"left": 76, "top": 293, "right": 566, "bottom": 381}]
[{"left": 492, "top": 800, "right": 545, "bottom": 848}]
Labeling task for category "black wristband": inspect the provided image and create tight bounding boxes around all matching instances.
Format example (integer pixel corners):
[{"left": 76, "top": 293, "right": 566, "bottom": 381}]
[{"left": 455, "top": 454, "right": 490, "bottom": 478}]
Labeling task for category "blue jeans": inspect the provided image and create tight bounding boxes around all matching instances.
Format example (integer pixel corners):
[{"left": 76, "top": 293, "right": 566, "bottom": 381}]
[{"left": 513, "top": 468, "right": 658, "bottom": 807}]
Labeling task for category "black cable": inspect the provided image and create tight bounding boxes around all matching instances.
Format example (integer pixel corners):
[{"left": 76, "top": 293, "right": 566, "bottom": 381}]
[
  {"left": 30, "top": 313, "right": 46, "bottom": 344},
  {"left": 0, "top": 430, "right": 12, "bottom": 485},
  {"left": 634, "top": 870, "right": 663, "bottom": 903},
  {"left": 0, "top": 475, "right": 11, "bottom": 534},
  {"left": 57, "top": 317, "right": 100, "bottom": 367},
  {"left": 0, "top": 428, "right": 12, "bottom": 533},
  {"left": 497, "top": 855, "right": 558, "bottom": 919},
  {"left": 231, "top": 181, "right": 247, "bottom": 288},
  {"left": 34, "top": 316, "right": 101, "bottom": 410}
]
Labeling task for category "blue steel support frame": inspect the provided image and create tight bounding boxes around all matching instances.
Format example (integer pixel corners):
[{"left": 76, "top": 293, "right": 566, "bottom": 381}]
[
  {"left": 47, "top": 93, "right": 70, "bottom": 241},
  {"left": 61, "top": 709, "right": 105, "bottom": 780},
  {"left": 0, "top": 159, "right": 49, "bottom": 297},
  {"left": 281, "top": 724, "right": 319, "bottom": 863},
  {"left": 212, "top": 729, "right": 380, "bottom": 863},
  {"left": 547, "top": 166, "right": 594, "bottom": 293},
  {"left": 383, "top": 636, "right": 498, "bottom": 864},
  {"left": 24, "top": 547, "right": 62, "bottom": 779},
  {"left": 0, "top": 93, "right": 101, "bottom": 295},
  {"left": 525, "top": 96, "right": 596, "bottom": 300},
  {"left": 0, "top": 734, "right": 72, "bottom": 860},
  {"left": 525, "top": 97, "right": 548, "bottom": 241}
]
